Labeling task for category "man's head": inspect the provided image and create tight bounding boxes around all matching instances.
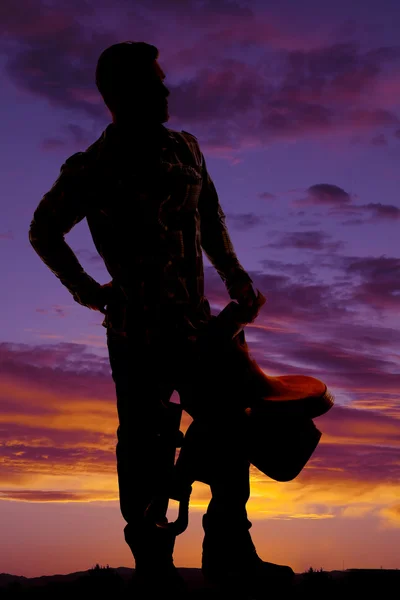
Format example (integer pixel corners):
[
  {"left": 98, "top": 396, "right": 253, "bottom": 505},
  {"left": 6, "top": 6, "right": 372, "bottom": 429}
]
[{"left": 95, "top": 41, "right": 170, "bottom": 125}]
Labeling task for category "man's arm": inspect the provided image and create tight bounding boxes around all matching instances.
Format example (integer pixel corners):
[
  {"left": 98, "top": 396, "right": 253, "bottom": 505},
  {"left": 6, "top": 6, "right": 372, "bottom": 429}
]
[
  {"left": 198, "top": 152, "right": 254, "bottom": 300},
  {"left": 28, "top": 153, "right": 104, "bottom": 308}
]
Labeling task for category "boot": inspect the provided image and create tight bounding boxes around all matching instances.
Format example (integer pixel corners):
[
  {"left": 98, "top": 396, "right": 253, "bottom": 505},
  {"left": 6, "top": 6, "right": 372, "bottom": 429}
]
[
  {"left": 201, "top": 515, "right": 294, "bottom": 594},
  {"left": 125, "top": 521, "right": 188, "bottom": 597}
]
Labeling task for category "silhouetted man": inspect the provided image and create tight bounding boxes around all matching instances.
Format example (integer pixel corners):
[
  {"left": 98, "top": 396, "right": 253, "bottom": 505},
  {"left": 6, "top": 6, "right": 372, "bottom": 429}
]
[{"left": 29, "top": 41, "right": 294, "bottom": 595}]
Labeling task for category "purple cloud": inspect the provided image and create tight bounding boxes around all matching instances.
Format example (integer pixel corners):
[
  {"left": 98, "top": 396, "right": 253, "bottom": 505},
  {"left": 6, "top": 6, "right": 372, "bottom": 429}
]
[
  {"left": 302, "top": 440, "right": 400, "bottom": 485},
  {"left": 258, "top": 192, "right": 277, "bottom": 200},
  {"left": 259, "top": 259, "right": 314, "bottom": 279},
  {"left": 0, "top": 231, "right": 14, "bottom": 240},
  {"left": 342, "top": 256, "right": 400, "bottom": 311},
  {"left": 1, "top": 1, "right": 400, "bottom": 155},
  {"left": 35, "top": 305, "right": 68, "bottom": 318},
  {"left": 292, "top": 184, "right": 399, "bottom": 224},
  {"left": 362, "top": 203, "right": 400, "bottom": 220},
  {"left": 265, "top": 230, "right": 344, "bottom": 252},
  {"left": 300, "top": 184, "right": 352, "bottom": 206},
  {"left": 0, "top": 337, "right": 398, "bottom": 498},
  {"left": 371, "top": 133, "right": 388, "bottom": 146},
  {"left": 226, "top": 212, "right": 267, "bottom": 231}
]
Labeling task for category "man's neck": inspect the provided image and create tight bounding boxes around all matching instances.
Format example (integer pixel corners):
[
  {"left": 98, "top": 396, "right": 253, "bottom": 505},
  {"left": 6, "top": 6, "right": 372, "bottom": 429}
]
[{"left": 113, "top": 116, "right": 166, "bottom": 139}]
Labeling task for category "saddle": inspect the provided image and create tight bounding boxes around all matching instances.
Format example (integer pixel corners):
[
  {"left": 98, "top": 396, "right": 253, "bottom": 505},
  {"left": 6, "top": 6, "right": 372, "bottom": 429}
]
[{"left": 145, "top": 290, "right": 334, "bottom": 534}]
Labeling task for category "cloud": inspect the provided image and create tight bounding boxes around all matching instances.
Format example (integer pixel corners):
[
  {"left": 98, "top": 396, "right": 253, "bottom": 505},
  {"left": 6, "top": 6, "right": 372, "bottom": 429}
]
[
  {"left": 273, "top": 42, "right": 400, "bottom": 121},
  {"left": 40, "top": 123, "right": 94, "bottom": 152},
  {"left": 175, "top": 59, "right": 400, "bottom": 147},
  {"left": 1, "top": 251, "right": 399, "bottom": 518},
  {"left": 0, "top": 0, "right": 92, "bottom": 39},
  {"left": 265, "top": 230, "right": 344, "bottom": 252},
  {"left": 259, "top": 259, "right": 314, "bottom": 280},
  {"left": 202, "top": 250, "right": 400, "bottom": 410},
  {"left": 258, "top": 192, "right": 277, "bottom": 200},
  {"left": 35, "top": 305, "right": 69, "bottom": 318},
  {"left": 0, "top": 1, "right": 112, "bottom": 121},
  {"left": 380, "top": 504, "right": 400, "bottom": 526},
  {"left": 316, "top": 405, "right": 400, "bottom": 450},
  {"left": 40, "top": 138, "right": 66, "bottom": 152},
  {"left": 337, "top": 201, "right": 400, "bottom": 224},
  {"left": 0, "top": 339, "right": 190, "bottom": 503},
  {"left": 342, "top": 255, "right": 400, "bottom": 311},
  {"left": 1, "top": 1, "right": 400, "bottom": 156},
  {"left": 291, "top": 184, "right": 400, "bottom": 223},
  {"left": 362, "top": 203, "right": 400, "bottom": 220},
  {"left": 371, "top": 133, "right": 388, "bottom": 146},
  {"left": 226, "top": 212, "right": 266, "bottom": 231},
  {"left": 301, "top": 442, "right": 400, "bottom": 487},
  {"left": 297, "top": 184, "right": 352, "bottom": 206},
  {"left": 0, "top": 490, "right": 117, "bottom": 502},
  {"left": 1, "top": 355, "right": 399, "bottom": 514}
]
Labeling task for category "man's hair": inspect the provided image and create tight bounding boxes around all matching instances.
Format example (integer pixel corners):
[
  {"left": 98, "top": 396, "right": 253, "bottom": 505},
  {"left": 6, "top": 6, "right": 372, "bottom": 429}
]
[{"left": 95, "top": 41, "right": 159, "bottom": 112}]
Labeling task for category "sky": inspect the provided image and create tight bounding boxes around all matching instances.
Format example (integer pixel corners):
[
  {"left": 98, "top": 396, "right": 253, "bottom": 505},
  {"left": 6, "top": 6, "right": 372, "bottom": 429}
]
[{"left": 1, "top": 0, "right": 399, "bottom": 578}]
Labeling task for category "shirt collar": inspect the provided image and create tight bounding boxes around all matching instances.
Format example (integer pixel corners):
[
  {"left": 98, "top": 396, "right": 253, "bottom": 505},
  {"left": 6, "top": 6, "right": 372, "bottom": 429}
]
[{"left": 102, "top": 122, "right": 179, "bottom": 148}]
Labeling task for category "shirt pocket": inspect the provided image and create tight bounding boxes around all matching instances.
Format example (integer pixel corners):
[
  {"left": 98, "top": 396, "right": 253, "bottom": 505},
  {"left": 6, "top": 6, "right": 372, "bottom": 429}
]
[{"left": 158, "top": 161, "right": 203, "bottom": 223}]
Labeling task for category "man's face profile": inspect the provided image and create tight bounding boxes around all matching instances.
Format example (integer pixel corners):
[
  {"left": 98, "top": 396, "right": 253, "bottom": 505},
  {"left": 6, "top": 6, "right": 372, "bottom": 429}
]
[{"left": 114, "top": 59, "right": 170, "bottom": 124}]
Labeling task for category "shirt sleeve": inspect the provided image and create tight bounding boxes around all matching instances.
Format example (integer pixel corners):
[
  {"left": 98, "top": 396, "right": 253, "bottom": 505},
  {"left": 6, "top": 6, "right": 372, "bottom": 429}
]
[
  {"left": 28, "top": 153, "right": 100, "bottom": 297},
  {"left": 198, "top": 152, "right": 253, "bottom": 295}
]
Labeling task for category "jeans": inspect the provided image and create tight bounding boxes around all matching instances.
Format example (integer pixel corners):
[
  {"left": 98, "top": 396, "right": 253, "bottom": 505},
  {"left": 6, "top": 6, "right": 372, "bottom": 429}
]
[{"left": 106, "top": 325, "right": 252, "bottom": 555}]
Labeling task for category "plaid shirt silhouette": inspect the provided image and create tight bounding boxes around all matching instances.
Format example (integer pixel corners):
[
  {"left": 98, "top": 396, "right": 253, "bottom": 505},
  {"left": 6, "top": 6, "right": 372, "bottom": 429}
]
[{"left": 29, "top": 123, "right": 253, "bottom": 343}]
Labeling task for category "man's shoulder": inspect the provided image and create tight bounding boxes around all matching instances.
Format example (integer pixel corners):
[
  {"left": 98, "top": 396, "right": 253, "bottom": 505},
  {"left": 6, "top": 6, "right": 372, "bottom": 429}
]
[
  {"left": 62, "top": 126, "right": 201, "bottom": 171},
  {"left": 59, "top": 151, "right": 87, "bottom": 178},
  {"left": 167, "top": 128, "right": 202, "bottom": 164},
  {"left": 167, "top": 127, "right": 199, "bottom": 145},
  {"left": 62, "top": 132, "right": 105, "bottom": 173},
  {"left": 63, "top": 151, "right": 86, "bottom": 167}
]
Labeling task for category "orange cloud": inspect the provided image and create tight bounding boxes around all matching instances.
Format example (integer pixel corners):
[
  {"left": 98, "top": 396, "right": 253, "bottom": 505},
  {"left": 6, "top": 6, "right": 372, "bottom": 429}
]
[{"left": 0, "top": 338, "right": 399, "bottom": 535}]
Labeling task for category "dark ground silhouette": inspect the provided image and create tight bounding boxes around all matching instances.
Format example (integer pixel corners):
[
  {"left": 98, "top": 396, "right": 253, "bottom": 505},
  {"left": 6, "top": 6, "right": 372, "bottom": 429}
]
[{"left": 1, "top": 564, "right": 399, "bottom": 598}]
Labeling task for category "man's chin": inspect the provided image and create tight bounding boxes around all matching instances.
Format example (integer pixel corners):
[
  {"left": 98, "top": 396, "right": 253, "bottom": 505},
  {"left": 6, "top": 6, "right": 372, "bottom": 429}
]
[{"left": 161, "top": 110, "right": 169, "bottom": 123}]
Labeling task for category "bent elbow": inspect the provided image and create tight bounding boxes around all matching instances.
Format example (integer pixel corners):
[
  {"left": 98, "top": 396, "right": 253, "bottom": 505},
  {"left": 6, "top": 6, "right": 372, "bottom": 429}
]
[
  {"left": 28, "top": 221, "right": 36, "bottom": 246},
  {"left": 28, "top": 220, "right": 41, "bottom": 247},
  {"left": 28, "top": 218, "right": 55, "bottom": 250}
]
